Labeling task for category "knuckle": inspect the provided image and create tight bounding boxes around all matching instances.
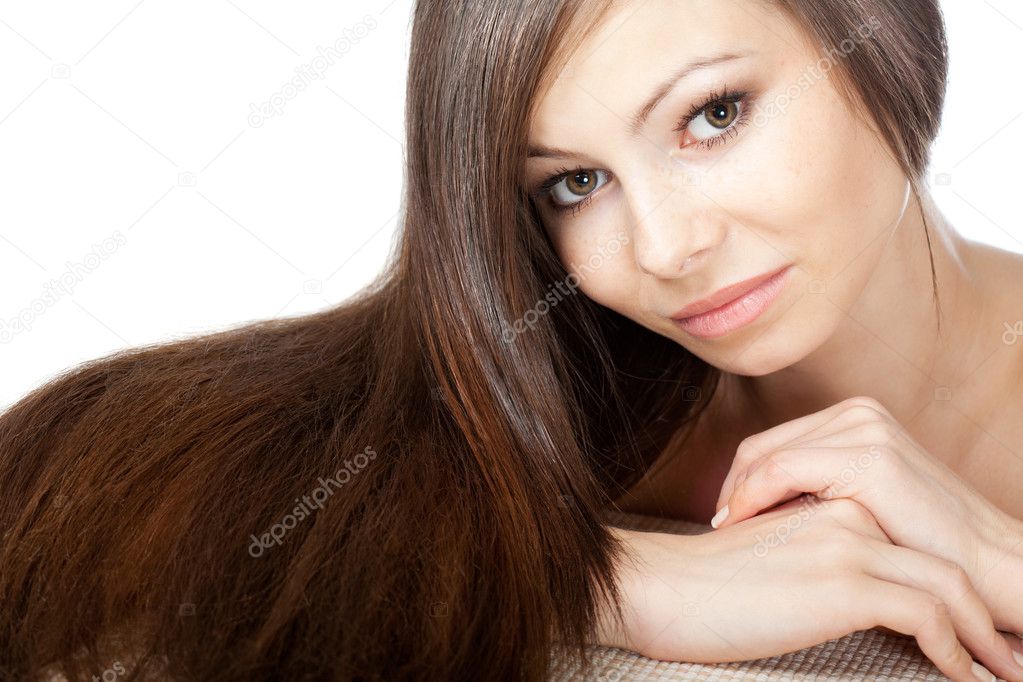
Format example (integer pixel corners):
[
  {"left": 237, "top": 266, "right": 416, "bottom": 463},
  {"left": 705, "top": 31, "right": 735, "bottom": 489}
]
[
  {"left": 815, "top": 526, "right": 861, "bottom": 559},
  {"left": 844, "top": 395, "right": 887, "bottom": 414},
  {"left": 823, "top": 497, "right": 871, "bottom": 523},
  {"left": 845, "top": 404, "right": 887, "bottom": 427},
  {"left": 822, "top": 499, "right": 887, "bottom": 536},
  {"left": 735, "top": 437, "right": 764, "bottom": 464},
  {"left": 922, "top": 595, "right": 953, "bottom": 626},
  {"left": 759, "top": 458, "right": 786, "bottom": 484}
]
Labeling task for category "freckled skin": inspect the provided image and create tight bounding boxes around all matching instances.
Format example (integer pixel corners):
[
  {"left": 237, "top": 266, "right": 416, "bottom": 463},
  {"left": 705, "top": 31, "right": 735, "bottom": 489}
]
[{"left": 525, "top": 0, "right": 1023, "bottom": 521}]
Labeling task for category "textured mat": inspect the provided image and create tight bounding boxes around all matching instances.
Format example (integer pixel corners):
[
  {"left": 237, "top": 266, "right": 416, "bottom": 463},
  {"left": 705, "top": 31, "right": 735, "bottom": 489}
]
[{"left": 547, "top": 510, "right": 953, "bottom": 681}]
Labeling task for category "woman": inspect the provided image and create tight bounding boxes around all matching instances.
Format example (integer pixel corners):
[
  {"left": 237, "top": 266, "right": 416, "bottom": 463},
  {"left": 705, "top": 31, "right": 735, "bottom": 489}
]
[
  {"left": 0, "top": 1, "right": 1018, "bottom": 681},
  {"left": 528, "top": 1, "right": 1023, "bottom": 680}
]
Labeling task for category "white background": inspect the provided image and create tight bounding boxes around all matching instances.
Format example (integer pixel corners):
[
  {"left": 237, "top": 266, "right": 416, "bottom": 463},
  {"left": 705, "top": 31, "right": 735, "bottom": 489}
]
[{"left": 1, "top": 0, "right": 1020, "bottom": 409}]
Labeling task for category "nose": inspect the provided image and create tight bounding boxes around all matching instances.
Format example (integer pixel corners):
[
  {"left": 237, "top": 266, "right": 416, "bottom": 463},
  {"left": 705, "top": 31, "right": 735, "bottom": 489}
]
[{"left": 628, "top": 174, "right": 727, "bottom": 279}]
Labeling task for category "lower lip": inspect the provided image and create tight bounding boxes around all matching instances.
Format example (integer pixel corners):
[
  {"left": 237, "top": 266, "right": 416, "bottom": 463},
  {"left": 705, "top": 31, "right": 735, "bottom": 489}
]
[{"left": 672, "top": 266, "right": 792, "bottom": 339}]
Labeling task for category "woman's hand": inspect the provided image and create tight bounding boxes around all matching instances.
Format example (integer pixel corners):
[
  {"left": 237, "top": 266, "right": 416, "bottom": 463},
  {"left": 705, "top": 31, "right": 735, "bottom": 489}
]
[
  {"left": 712, "top": 395, "right": 1023, "bottom": 635},
  {"left": 596, "top": 497, "right": 1023, "bottom": 682}
]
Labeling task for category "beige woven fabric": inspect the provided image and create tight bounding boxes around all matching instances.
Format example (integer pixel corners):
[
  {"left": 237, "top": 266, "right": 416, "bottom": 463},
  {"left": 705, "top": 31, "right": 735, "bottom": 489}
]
[{"left": 547, "top": 510, "right": 952, "bottom": 681}]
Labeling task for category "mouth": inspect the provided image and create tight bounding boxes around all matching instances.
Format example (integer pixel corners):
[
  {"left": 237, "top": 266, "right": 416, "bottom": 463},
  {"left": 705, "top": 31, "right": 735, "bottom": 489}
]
[{"left": 669, "top": 264, "right": 793, "bottom": 339}]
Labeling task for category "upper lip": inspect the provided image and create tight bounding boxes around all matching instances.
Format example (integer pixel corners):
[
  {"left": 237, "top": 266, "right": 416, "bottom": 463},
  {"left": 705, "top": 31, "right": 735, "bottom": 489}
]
[{"left": 670, "top": 265, "right": 790, "bottom": 320}]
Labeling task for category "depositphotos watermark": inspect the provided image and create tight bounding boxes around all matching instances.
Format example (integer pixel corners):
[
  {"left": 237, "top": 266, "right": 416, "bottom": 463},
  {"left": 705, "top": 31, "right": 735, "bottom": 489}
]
[
  {"left": 501, "top": 230, "right": 630, "bottom": 343},
  {"left": 750, "top": 15, "right": 881, "bottom": 128},
  {"left": 248, "top": 445, "right": 377, "bottom": 557},
  {"left": 751, "top": 445, "right": 882, "bottom": 558},
  {"left": 1002, "top": 320, "right": 1023, "bottom": 345},
  {"left": 1, "top": 230, "right": 127, "bottom": 344},
  {"left": 91, "top": 660, "right": 126, "bottom": 682},
  {"left": 247, "top": 15, "right": 378, "bottom": 128}
]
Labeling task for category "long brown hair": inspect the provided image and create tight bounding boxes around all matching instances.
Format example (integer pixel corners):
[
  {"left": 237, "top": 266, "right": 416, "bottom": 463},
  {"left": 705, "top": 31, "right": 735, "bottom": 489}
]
[{"left": 0, "top": 1, "right": 947, "bottom": 679}]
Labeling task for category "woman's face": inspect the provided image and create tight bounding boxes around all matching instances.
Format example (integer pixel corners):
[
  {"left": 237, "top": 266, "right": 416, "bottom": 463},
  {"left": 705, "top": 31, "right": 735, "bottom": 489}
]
[{"left": 524, "top": 0, "right": 911, "bottom": 376}]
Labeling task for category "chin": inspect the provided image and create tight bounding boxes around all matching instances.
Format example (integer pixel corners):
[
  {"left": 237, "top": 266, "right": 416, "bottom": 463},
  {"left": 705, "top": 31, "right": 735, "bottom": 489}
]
[
  {"left": 687, "top": 313, "right": 824, "bottom": 376},
  {"left": 708, "top": 344, "right": 800, "bottom": 377}
]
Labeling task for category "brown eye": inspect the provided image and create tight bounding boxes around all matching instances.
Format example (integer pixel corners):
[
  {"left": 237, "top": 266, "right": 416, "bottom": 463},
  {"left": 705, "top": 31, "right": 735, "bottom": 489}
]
[
  {"left": 565, "top": 170, "right": 598, "bottom": 196},
  {"left": 683, "top": 97, "right": 746, "bottom": 146},
  {"left": 548, "top": 169, "right": 610, "bottom": 210},
  {"left": 705, "top": 100, "right": 739, "bottom": 129}
]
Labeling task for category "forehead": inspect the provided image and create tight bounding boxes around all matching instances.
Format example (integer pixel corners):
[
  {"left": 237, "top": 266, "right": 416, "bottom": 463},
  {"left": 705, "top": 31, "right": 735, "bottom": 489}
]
[{"left": 529, "top": 0, "right": 805, "bottom": 144}]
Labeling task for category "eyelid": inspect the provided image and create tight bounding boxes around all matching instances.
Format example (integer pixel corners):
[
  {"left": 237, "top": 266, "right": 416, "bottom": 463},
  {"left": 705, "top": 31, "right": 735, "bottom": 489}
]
[{"left": 529, "top": 87, "right": 753, "bottom": 214}]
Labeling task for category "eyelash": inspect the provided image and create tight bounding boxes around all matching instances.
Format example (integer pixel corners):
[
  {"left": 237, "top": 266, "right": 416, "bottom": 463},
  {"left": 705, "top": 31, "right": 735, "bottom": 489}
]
[{"left": 530, "top": 87, "right": 752, "bottom": 217}]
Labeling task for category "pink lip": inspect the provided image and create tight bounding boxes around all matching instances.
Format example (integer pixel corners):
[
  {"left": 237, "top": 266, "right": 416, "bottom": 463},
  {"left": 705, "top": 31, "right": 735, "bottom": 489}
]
[{"left": 670, "top": 265, "right": 793, "bottom": 339}]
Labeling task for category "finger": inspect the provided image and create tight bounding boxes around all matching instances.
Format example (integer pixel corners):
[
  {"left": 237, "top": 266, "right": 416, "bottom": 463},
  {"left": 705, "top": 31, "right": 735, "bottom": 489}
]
[
  {"left": 715, "top": 461, "right": 743, "bottom": 512},
  {"left": 751, "top": 495, "right": 894, "bottom": 544},
  {"left": 853, "top": 578, "right": 999, "bottom": 682},
  {"left": 716, "top": 398, "right": 870, "bottom": 508},
  {"left": 785, "top": 423, "right": 882, "bottom": 450},
  {"left": 815, "top": 498, "right": 892, "bottom": 543},
  {"left": 755, "top": 492, "right": 836, "bottom": 523},
  {"left": 782, "top": 411, "right": 950, "bottom": 483},
  {"left": 740, "top": 398, "right": 864, "bottom": 453},
  {"left": 716, "top": 446, "right": 869, "bottom": 528},
  {"left": 862, "top": 539, "right": 1023, "bottom": 681},
  {"left": 1003, "top": 632, "right": 1023, "bottom": 680},
  {"left": 782, "top": 405, "right": 891, "bottom": 450},
  {"left": 1007, "top": 631, "right": 1023, "bottom": 649},
  {"left": 764, "top": 493, "right": 814, "bottom": 513}
]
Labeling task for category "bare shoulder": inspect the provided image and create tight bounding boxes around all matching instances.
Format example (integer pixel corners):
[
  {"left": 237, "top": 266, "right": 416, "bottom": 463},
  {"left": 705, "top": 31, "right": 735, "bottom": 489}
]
[{"left": 964, "top": 238, "right": 1023, "bottom": 285}]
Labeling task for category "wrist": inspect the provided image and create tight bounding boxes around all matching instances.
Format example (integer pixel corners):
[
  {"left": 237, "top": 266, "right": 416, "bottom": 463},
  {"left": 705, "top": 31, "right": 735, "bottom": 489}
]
[
  {"left": 593, "top": 526, "right": 644, "bottom": 650},
  {"left": 594, "top": 527, "right": 697, "bottom": 652},
  {"left": 976, "top": 509, "right": 1023, "bottom": 626},
  {"left": 980, "top": 506, "right": 1023, "bottom": 561}
]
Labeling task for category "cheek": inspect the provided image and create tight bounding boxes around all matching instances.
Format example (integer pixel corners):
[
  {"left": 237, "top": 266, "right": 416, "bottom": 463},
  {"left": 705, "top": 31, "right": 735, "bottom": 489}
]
[
  {"left": 575, "top": 257, "right": 638, "bottom": 316},
  {"left": 738, "top": 78, "right": 906, "bottom": 279},
  {"left": 802, "top": 117, "right": 907, "bottom": 290},
  {"left": 547, "top": 222, "right": 643, "bottom": 316}
]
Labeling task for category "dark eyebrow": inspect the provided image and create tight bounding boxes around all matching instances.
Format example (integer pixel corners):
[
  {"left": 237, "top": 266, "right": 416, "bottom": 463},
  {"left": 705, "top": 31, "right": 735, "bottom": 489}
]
[{"left": 527, "top": 50, "right": 754, "bottom": 160}]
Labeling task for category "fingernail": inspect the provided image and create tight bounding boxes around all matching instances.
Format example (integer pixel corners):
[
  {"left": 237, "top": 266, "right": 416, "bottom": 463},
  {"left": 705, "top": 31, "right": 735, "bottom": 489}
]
[
  {"left": 710, "top": 505, "right": 729, "bottom": 529},
  {"left": 971, "top": 661, "right": 994, "bottom": 682}
]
